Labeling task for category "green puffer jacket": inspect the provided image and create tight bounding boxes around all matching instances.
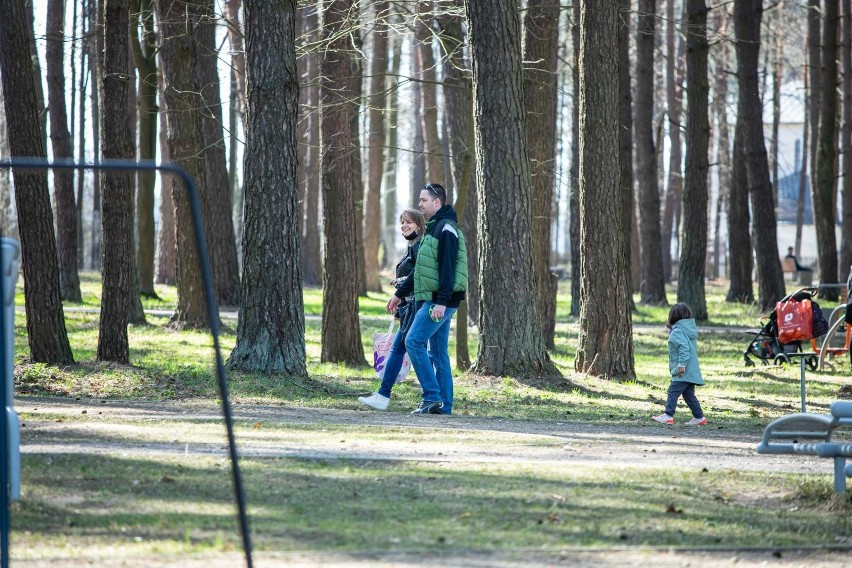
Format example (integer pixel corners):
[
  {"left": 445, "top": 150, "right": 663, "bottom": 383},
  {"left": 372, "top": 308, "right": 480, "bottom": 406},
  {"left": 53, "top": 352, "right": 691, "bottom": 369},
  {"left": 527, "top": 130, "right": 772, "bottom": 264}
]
[
  {"left": 413, "top": 207, "right": 468, "bottom": 306},
  {"left": 668, "top": 318, "right": 704, "bottom": 385}
]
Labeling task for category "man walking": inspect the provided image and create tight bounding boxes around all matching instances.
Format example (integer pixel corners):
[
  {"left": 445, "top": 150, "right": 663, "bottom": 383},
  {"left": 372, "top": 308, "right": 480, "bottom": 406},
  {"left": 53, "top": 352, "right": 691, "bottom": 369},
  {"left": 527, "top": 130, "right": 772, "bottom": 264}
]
[{"left": 388, "top": 183, "right": 468, "bottom": 414}]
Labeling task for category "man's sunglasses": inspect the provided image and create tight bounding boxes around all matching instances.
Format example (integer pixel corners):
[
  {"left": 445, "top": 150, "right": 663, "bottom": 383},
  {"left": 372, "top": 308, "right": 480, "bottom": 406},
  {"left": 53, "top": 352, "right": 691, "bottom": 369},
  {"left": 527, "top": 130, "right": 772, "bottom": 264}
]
[{"left": 423, "top": 183, "right": 446, "bottom": 200}]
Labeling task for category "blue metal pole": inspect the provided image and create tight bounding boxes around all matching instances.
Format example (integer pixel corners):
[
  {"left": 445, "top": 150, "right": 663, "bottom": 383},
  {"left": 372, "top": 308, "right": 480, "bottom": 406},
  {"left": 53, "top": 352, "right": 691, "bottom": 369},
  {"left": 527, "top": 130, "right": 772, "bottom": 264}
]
[
  {"left": 800, "top": 356, "right": 807, "bottom": 413},
  {"left": 0, "top": 158, "right": 253, "bottom": 567}
]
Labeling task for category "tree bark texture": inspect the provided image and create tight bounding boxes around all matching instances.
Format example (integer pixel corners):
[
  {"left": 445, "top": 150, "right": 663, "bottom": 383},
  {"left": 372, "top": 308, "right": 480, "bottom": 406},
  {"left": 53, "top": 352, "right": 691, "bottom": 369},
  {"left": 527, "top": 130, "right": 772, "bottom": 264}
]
[
  {"left": 131, "top": 0, "right": 158, "bottom": 297},
  {"left": 569, "top": 0, "right": 581, "bottom": 317},
  {"left": 196, "top": 0, "right": 241, "bottom": 307},
  {"left": 348, "top": 15, "right": 367, "bottom": 298},
  {"left": 633, "top": 0, "right": 667, "bottom": 305},
  {"left": 734, "top": 0, "right": 785, "bottom": 312},
  {"left": 677, "top": 0, "right": 709, "bottom": 320},
  {"left": 363, "top": 0, "right": 389, "bottom": 293},
  {"left": 46, "top": 0, "right": 82, "bottom": 303},
  {"left": 466, "top": 0, "right": 558, "bottom": 377},
  {"left": 97, "top": 0, "right": 133, "bottom": 363},
  {"left": 807, "top": 0, "right": 821, "bottom": 184},
  {"left": 89, "top": 0, "right": 102, "bottom": 271},
  {"left": 155, "top": 0, "right": 211, "bottom": 328},
  {"left": 618, "top": 0, "right": 636, "bottom": 302},
  {"left": 712, "top": 7, "right": 731, "bottom": 281},
  {"left": 227, "top": 0, "right": 307, "bottom": 376},
  {"left": 126, "top": 42, "right": 146, "bottom": 327},
  {"left": 661, "top": 1, "right": 685, "bottom": 283},
  {"left": 813, "top": 0, "right": 840, "bottom": 299},
  {"left": 842, "top": 0, "right": 852, "bottom": 275},
  {"left": 320, "top": 0, "right": 366, "bottom": 366},
  {"left": 727, "top": 118, "right": 754, "bottom": 302},
  {"left": 523, "top": 0, "right": 560, "bottom": 350},
  {"left": 575, "top": 0, "right": 635, "bottom": 379},
  {"left": 382, "top": 30, "right": 402, "bottom": 268},
  {"left": 155, "top": 77, "right": 177, "bottom": 286},
  {"left": 438, "top": 2, "right": 475, "bottom": 366},
  {"left": 0, "top": 0, "right": 74, "bottom": 364},
  {"left": 301, "top": 5, "right": 322, "bottom": 286}
]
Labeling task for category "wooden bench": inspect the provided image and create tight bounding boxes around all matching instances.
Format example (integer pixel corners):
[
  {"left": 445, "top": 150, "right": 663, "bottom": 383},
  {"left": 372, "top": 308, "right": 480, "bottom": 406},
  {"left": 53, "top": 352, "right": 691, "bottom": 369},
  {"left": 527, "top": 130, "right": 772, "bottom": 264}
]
[
  {"left": 781, "top": 258, "right": 797, "bottom": 281},
  {"left": 757, "top": 401, "right": 852, "bottom": 493}
]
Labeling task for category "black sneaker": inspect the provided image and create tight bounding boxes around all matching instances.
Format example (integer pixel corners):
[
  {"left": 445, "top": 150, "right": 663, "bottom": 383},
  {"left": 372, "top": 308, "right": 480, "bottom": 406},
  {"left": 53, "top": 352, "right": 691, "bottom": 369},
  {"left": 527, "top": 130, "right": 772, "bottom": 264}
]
[{"left": 411, "top": 400, "right": 444, "bottom": 415}]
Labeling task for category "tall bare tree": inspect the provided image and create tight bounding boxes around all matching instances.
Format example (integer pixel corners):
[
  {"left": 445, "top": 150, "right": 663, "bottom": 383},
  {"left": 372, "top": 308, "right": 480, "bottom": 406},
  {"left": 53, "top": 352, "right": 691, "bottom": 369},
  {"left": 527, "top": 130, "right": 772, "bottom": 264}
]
[
  {"left": 523, "top": 0, "right": 560, "bottom": 349},
  {"left": 438, "top": 0, "right": 475, "bottom": 369},
  {"left": 734, "top": 0, "right": 785, "bottom": 311},
  {"left": 155, "top": 0, "right": 211, "bottom": 328},
  {"left": 89, "top": 0, "right": 102, "bottom": 271},
  {"left": 677, "top": 0, "right": 709, "bottom": 320},
  {"left": 576, "top": 0, "right": 634, "bottom": 379},
  {"left": 320, "top": 0, "right": 366, "bottom": 365},
  {"left": 813, "top": 0, "right": 840, "bottom": 299},
  {"left": 301, "top": 5, "right": 322, "bottom": 286},
  {"left": 363, "top": 0, "right": 390, "bottom": 293},
  {"left": 0, "top": 0, "right": 74, "bottom": 364},
  {"left": 155, "top": 73, "right": 177, "bottom": 286},
  {"left": 97, "top": 0, "right": 133, "bottom": 363},
  {"left": 228, "top": 0, "right": 307, "bottom": 376},
  {"left": 130, "top": 0, "right": 158, "bottom": 297},
  {"left": 197, "top": 0, "right": 241, "bottom": 307},
  {"left": 712, "top": 7, "right": 732, "bottom": 281},
  {"left": 466, "top": 0, "right": 558, "bottom": 377},
  {"left": 569, "top": 0, "right": 581, "bottom": 317},
  {"left": 618, "top": 0, "right": 637, "bottom": 301},
  {"left": 46, "top": 0, "right": 82, "bottom": 302},
  {"left": 416, "top": 1, "right": 443, "bottom": 181},
  {"left": 634, "top": 0, "right": 667, "bottom": 305}
]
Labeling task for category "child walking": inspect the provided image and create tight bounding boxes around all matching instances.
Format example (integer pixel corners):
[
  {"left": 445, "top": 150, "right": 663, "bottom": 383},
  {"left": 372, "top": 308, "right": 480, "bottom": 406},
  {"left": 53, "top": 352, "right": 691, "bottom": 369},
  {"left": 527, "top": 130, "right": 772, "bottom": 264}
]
[{"left": 652, "top": 302, "right": 707, "bottom": 426}]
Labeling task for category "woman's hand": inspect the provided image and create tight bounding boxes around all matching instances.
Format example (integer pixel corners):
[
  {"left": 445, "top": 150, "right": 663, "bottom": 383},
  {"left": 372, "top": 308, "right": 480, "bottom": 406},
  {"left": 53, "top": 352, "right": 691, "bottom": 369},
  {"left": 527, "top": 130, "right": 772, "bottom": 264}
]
[{"left": 387, "top": 295, "right": 401, "bottom": 314}]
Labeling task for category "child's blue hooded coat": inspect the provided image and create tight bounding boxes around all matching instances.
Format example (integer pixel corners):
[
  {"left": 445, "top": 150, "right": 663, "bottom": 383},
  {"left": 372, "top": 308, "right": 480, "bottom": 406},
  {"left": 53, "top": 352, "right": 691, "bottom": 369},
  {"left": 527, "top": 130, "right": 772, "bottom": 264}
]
[{"left": 668, "top": 318, "right": 704, "bottom": 385}]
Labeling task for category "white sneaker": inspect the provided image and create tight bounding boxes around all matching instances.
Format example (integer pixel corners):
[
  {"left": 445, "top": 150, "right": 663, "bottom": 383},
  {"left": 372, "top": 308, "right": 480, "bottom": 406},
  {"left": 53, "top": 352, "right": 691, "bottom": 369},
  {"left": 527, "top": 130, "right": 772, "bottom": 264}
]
[
  {"left": 684, "top": 417, "right": 707, "bottom": 426},
  {"left": 358, "top": 392, "right": 389, "bottom": 411}
]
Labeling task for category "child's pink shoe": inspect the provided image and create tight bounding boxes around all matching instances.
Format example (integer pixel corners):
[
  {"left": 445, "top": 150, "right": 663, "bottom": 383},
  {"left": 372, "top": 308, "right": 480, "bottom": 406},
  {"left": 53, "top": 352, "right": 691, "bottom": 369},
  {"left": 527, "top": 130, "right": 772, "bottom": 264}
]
[
  {"left": 684, "top": 417, "right": 707, "bottom": 426},
  {"left": 652, "top": 414, "right": 674, "bottom": 425}
]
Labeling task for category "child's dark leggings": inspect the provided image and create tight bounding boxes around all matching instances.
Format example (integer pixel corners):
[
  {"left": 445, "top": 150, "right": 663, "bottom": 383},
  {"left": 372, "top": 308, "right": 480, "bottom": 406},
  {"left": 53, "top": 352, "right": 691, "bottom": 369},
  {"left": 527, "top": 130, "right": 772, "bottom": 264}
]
[{"left": 664, "top": 381, "right": 704, "bottom": 418}]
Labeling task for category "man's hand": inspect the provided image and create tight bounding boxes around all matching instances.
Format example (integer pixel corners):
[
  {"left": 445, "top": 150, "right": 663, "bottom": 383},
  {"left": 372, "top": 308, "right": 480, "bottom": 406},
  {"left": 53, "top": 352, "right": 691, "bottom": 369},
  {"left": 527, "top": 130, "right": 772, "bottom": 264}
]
[
  {"left": 677, "top": 366, "right": 685, "bottom": 377},
  {"left": 387, "top": 295, "right": 401, "bottom": 314},
  {"left": 430, "top": 304, "right": 446, "bottom": 321}
]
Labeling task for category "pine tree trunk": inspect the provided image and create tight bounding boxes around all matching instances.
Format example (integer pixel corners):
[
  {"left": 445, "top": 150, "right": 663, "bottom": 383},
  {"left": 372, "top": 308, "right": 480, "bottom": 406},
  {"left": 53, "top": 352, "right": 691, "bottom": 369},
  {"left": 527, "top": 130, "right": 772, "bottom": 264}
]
[
  {"left": 227, "top": 0, "right": 307, "bottom": 376},
  {"left": 302, "top": 5, "right": 322, "bottom": 286},
  {"left": 813, "top": 0, "right": 840, "bottom": 299},
  {"left": 807, "top": 0, "right": 821, "bottom": 187},
  {"left": 410, "top": 42, "right": 425, "bottom": 207},
  {"left": 734, "top": 0, "right": 784, "bottom": 311},
  {"left": 439, "top": 2, "right": 474, "bottom": 368},
  {"left": 618, "top": 0, "right": 636, "bottom": 303},
  {"left": 634, "top": 0, "right": 667, "bottom": 305},
  {"left": 727, "top": 118, "right": 754, "bottom": 302},
  {"left": 467, "top": 0, "right": 558, "bottom": 377},
  {"left": 225, "top": 0, "right": 246, "bottom": 118},
  {"left": 841, "top": 0, "right": 852, "bottom": 275},
  {"left": 97, "top": 0, "right": 133, "bottom": 363},
  {"left": 126, "top": 40, "right": 146, "bottom": 327},
  {"left": 76, "top": 10, "right": 88, "bottom": 268},
  {"left": 155, "top": 73, "right": 177, "bottom": 286},
  {"left": 576, "top": 0, "right": 634, "bottom": 379},
  {"left": 363, "top": 0, "right": 389, "bottom": 293},
  {"left": 569, "top": 0, "right": 581, "bottom": 317},
  {"left": 712, "top": 7, "right": 731, "bottom": 281},
  {"left": 348, "top": 15, "right": 367, "bottom": 298},
  {"left": 770, "top": 5, "right": 784, "bottom": 201},
  {"left": 0, "top": 0, "right": 74, "bottom": 364},
  {"left": 89, "top": 0, "right": 102, "bottom": 271},
  {"left": 320, "top": 0, "right": 367, "bottom": 366},
  {"left": 523, "top": 0, "right": 560, "bottom": 349},
  {"left": 196, "top": 0, "right": 241, "bottom": 307},
  {"left": 382, "top": 28, "right": 402, "bottom": 268},
  {"left": 677, "top": 0, "right": 709, "bottom": 320},
  {"left": 46, "top": 0, "right": 82, "bottom": 302},
  {"left": 662, "top": 1, "right": 685, "bottom": 284},
  {"left": 0, "top": 87, "right": 10, "bottom": 236},
  {"left": 131, "top": 0, "right": 158, "bottom": 297},
  {"left": 155, "top": 0, "right": 211, "bottom": 328}
]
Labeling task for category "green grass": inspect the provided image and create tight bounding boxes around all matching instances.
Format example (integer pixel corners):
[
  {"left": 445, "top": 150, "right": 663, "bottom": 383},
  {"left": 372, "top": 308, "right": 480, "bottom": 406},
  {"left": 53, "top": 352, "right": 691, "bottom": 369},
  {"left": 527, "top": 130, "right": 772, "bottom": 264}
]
[{"left": 11, "top": 274, "right": 852, "bottom": 559}]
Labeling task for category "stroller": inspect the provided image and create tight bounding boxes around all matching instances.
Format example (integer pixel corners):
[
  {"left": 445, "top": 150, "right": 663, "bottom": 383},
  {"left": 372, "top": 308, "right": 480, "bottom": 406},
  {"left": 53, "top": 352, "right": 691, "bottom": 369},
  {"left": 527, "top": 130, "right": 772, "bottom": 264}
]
[{"left": 743, "top": 287, "right": 828, "bottom": 369}]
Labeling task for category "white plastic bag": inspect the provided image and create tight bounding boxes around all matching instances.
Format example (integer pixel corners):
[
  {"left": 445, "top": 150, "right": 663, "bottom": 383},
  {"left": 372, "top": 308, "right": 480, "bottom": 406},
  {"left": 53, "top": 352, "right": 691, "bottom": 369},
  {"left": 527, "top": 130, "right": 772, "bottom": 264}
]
[{"left": 373, "top": 319, "right": 411, "bottom": 383}]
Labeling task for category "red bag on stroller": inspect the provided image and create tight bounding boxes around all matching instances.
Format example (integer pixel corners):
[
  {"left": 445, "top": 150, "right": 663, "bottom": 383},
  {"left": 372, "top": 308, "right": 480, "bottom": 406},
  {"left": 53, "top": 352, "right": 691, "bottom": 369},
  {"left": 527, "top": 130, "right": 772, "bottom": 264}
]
[{"left": 776, "top": 298, "right": 813, "bottom": 344}]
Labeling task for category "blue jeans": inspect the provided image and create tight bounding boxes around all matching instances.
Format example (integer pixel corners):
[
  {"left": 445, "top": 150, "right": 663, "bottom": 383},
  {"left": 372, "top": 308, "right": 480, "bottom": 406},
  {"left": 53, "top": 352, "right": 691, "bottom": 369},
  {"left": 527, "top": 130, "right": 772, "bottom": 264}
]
[
  {"left": 377, "top": 331, "right": 407, "bottom": 399},
  {"left": 404, "top": 301, "right": 457, "bottom": 414},
  {"left": 664, "top": 381, "right": 704, "bottom": 418}
]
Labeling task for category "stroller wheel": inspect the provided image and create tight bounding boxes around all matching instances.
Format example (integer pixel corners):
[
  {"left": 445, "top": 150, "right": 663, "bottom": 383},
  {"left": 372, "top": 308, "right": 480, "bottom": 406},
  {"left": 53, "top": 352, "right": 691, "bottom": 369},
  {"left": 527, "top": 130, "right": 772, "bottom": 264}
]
[
  {"left": 773, "top": 354, "right": 790, "bottom": 366},
  {"left": 807, "top": 356, "right": 818, "bottom": 371}
]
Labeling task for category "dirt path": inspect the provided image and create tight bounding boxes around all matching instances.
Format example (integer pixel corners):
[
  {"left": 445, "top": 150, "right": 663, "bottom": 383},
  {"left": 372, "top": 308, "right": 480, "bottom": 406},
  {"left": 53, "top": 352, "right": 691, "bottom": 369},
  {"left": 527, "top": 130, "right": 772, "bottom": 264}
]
[{"left": 16, "top": 396, "right": 837, "bottom": 476}]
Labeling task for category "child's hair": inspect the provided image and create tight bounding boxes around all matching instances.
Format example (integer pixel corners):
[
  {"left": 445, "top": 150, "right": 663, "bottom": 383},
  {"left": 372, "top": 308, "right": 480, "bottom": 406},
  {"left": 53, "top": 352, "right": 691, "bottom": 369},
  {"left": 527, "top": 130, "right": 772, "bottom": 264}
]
[
  {"left": 400, "top": 208, "right": 426, "bottom": 242},
  {"left": 667, "top": 302, "right": 693, "bottom": 327}
]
